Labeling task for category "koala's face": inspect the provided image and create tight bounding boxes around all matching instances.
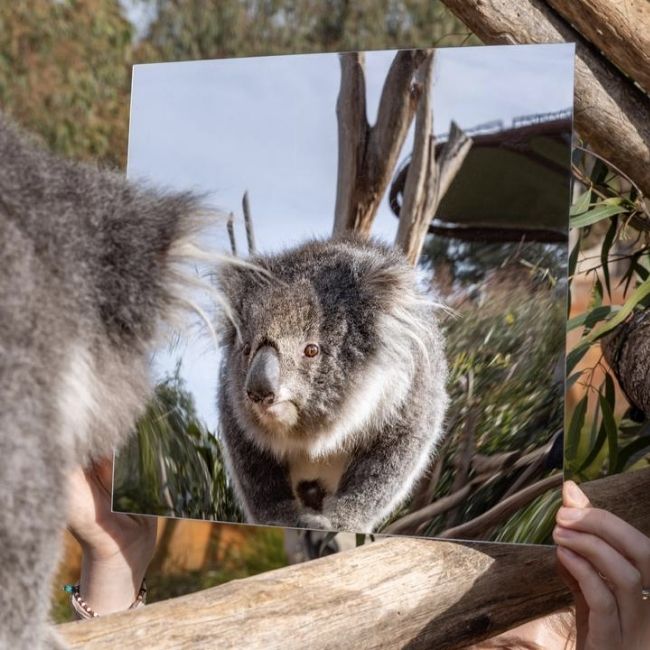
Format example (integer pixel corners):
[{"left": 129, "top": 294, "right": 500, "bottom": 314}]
[{"left": 220, "top": 244, "right": 384, "bottom": 439}]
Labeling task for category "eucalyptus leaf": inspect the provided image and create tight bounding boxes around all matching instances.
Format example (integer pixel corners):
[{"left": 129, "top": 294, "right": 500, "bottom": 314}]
[
  {"left": 599, "top": 393, "right": 618, "bottom": 474},
  {"left": 570, "top": 204, "right": 627, "bottom": 228},
  {"left": 565, "top": 394, "right": 588, "bottom": 469},
  {"left": 569, "top": 189, "right": 591, "bottom": 217},
  {"left": 585, "top": 278, "right": 650, "bottom": 343}
]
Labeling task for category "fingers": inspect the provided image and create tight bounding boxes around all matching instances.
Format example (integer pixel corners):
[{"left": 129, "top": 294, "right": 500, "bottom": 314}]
[
  {"left": 554, "top": 524, "right": 643, "bottom": 632},
  {"left": 556, "top": 546, "right": 622, "bottom": 646},
  {"left": 556, "top": 506, "right": 650, "bottom": 580}
]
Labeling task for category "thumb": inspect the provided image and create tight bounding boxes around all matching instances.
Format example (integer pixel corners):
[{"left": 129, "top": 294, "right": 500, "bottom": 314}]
[{"left": 563, "top": 480, "right": 591, "bottom": 508}]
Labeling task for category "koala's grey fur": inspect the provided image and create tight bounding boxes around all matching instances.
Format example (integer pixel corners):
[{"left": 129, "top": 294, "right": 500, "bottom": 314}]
[
  {"left": 216, "top": 236, "right": 448, "bottom": 533},
  {"left": 0, "top": 113, "right": 210, "bottom": 648}
]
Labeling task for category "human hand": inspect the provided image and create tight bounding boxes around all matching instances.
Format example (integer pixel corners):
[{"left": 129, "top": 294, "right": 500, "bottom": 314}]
[
  {"left": 67, "top": 458, "right": 157, "bottom": 615},
  {"left": 554, "top": 480, "right": 650, "bottom": 650}
]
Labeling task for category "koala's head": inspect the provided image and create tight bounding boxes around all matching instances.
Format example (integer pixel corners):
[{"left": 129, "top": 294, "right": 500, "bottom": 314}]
[{"left": 216, "top": 236, "right": 424, "bottom": 446}]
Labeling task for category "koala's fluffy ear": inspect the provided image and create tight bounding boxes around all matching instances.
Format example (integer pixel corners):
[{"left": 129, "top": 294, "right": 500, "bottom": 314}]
[
  {"left": 358, "top": 251, "right": 415, "bottom": 313},
  {"left": 214, "top": 261, "right": 264, "bottom": 344}
]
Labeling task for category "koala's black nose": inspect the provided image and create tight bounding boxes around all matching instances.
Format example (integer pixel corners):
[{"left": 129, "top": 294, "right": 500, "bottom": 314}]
[
  {"left": 247, "top": 389, "right": 275, "bottom": 406},
  {"left": 245, "top": 345, "right": 280, "bottom": 407}
]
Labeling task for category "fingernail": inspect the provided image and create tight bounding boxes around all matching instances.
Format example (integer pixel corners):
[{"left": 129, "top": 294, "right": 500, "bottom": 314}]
[
  {"left": 553, "top": 525, "right": 574, "bottom": 539},
  {"left": 565, "top": 480, "right": 590, "bottom": 507},
  {"left": 557, "top": 506, "right": 582, "bottom": 522},
  {"left": 556, "top": 546, "right": 577, "bottom": 559}
]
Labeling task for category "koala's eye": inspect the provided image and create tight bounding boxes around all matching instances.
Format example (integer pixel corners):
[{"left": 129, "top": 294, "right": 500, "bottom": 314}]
[
  {"left": 304, "top": 343, "right": 319, "bottom": 358},
  {"left": 242, "top": 343, "right": 251, "bottom": 356}
]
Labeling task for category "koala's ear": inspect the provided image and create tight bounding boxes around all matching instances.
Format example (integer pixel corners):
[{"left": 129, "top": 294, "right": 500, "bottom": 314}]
[
  {"left": 214, "top": 259, "right": 271, "bottom": 344},
  {"left": 359, "top": 254, "right": 414, "bottom": 312},
  {"left": 215, "top": 262, "right": 246, "bottom": 311}
]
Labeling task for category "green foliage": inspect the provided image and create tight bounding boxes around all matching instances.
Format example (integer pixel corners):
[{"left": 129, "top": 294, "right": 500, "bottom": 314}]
[
  {"left": 565, "top": 147, "right": 650, "bottom": 481},
  {"left": 113, "top": 364, "right": 244, "bottom": 522},
  {"left": 0, "top": 0, "right": 134, "bottom": 166},
  {"left": 494, "top": 487, "right": 561, "bottom": 545},
  {"left": 405, "top": 241, "right": 565, "bottom": 539}
]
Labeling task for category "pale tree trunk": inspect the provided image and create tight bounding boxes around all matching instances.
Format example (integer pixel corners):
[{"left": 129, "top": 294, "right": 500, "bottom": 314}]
[{"left": 441, "top": 0, "right": 650, "bottom": 199}]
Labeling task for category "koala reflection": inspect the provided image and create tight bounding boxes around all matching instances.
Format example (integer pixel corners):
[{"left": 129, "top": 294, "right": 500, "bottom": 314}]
[{"left": 216, "top": 237, "right": 448, "bottom": 532}]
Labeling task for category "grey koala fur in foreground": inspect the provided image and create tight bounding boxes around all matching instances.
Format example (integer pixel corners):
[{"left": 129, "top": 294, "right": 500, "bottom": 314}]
[
  {"left": 0, "top": 113, "right": 211, "bottom": 649},
  {"left": 216, "top": 236, "right": 449, "bottom": 533}
]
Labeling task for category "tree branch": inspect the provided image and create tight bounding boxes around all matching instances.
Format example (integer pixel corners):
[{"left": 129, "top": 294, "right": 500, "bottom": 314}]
[
  {"left": 333, "top": 50, "right": 426, "bottom": 237},
  {"left": 438, "top": 473, "right": 563, "bottom": 540},
  {"left": 544, "top": 0, "right": 650, "bottom": 94},
  {"left": 333, "top": 52, "right": 369, "bottom": 235}
]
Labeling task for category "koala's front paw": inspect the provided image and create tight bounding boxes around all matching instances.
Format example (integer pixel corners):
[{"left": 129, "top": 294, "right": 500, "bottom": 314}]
[{"left": 296, "top": 511, "right": 334, "bottom": 531}]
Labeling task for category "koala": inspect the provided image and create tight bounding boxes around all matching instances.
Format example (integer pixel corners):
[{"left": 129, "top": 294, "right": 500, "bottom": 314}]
[
  {"left": 216, "top": 236, "right": 448, "bottom": 533},
  {"left": 0, "top": 113, "right": 213, "bottom": 648}
]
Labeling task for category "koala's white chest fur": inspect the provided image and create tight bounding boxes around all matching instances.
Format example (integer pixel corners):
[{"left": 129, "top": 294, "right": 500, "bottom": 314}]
[{"left": 287, "top": 449, "right": 350, "bottom": 496}]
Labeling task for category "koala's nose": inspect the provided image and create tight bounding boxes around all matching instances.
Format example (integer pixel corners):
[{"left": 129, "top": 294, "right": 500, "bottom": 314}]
[{"left": 245, "top": 345, "right": 280, "bottom": 406}]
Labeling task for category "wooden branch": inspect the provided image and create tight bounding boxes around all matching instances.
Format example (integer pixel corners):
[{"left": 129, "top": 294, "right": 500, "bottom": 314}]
[
  {"left": 242, "top": 191, "right": 256, "bottom": 255},
  {"left": 384, "top": 472, "right": 484, "bottom": 535},
  {"left": 59, "top": 468, "right": 650, "bottom": 649},
  {"left": 395, "top": 51, "right": 435, "bottom": 262},
  {"left": 226, "top": 212, "right": 237, "bottom": 256},
  {"left": 434, "top": 122, "right": 473, "bottom": 206},
  {"left": 333, "top": 50, "right": 425, "bottom": 237},
  {"left": 385, "top": 443, "right": 552, "bottom": 536},
  {"left": 471, "top": 451, "right": 521, "bottom": 474},
  {"left": 440, "top": 0, "right": 650, "bottom": 198},
  {"left": 438, "top": 473, "right": 563, "bottom": 539},
  {"left": 544, "top": 0, "right": 650, "bottom": 94},
  {"left": 333, "top": 52, "right": 368, "bottom": 235}
]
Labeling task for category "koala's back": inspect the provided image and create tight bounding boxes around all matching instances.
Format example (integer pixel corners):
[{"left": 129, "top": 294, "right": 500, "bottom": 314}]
[{"left": 0, "top": 114, "right": 203, "bottom": 648}]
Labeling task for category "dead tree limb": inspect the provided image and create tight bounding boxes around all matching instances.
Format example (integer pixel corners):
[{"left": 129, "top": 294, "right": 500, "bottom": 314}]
[
  {"left": 333, "top": 50, "right": 426, "bottom": 237},
  {"left": 395, "top": 111, "right": 472, "bottom": 263},
  {"left": 59, "top": 468, "right": 650, "bottom": 650},
  {"left": 385, "top": 443, "right": 553, "bottom": 536},
  {"left": 242, "top": 191, "right": 256, "bottom": 255},
  {"left": 439, "top": 473, "right": 563, "bottom": 540},
  {"left": 394, "top": 51, "right": 435, "bottom": 261},
  {"left": 544, "top": 0, "right": 650, "bottom": 94},
  {"left": 440, "top": 0, "right": 650, "bottom": 198},
  {"left": 226, "top": 212, "right": 237, "bottom": 256}
]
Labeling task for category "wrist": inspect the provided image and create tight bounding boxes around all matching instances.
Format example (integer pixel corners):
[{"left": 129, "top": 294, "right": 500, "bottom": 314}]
[
  {"left": 78, "top": 553, "right": 149, "bottom": 616},
  {"left": 77, "top": 532, "right": 155, "bottom": 616}
]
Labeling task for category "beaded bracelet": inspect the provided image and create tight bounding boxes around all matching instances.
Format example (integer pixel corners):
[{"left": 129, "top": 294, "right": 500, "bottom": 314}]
[{"left": 63, "top": 579, "right": 147, "bottom": 619}]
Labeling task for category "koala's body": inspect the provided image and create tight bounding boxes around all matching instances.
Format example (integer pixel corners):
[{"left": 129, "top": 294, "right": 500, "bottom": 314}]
[
  {"left": 217, "top": 237, "right": 448, "bottom": 533},
  {"left": 0, "top": 114, "right": 207, "bottom": 648}
]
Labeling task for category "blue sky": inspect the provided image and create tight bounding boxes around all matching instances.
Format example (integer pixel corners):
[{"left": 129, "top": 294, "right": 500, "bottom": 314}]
[{"left": 126, "top": 43, "right": 574, "bottom": 431}]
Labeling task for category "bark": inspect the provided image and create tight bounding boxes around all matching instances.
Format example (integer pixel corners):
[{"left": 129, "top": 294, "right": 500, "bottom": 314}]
[
  {"left": 545, "top": 0, "right": 650, "bottom": 94},
  {"left": 602, "top": 309, "right": 650, "bottom": 415},
  {"left": 333, "top": 50, "right": 426, "bottom": 237}
]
